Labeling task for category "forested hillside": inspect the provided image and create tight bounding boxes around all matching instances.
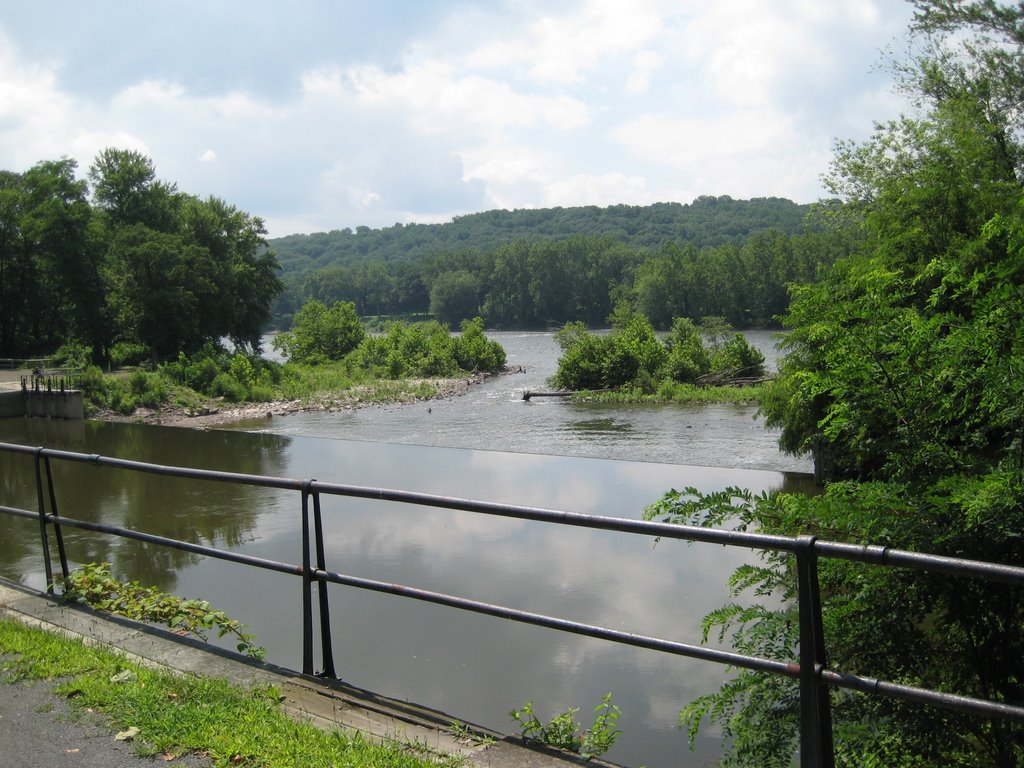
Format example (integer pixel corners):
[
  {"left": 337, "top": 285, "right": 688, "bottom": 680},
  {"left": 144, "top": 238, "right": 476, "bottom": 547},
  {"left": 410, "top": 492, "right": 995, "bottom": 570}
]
[
  {"left": 270, "top": 196, "right": 841, "bottom": 330},
  {"left": 271, "top": 196, "right": 808, "bottom": 275}
]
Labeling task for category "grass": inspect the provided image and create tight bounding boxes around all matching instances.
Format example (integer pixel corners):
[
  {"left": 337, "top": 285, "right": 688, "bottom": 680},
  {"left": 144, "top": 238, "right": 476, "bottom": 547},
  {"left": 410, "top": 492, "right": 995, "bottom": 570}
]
[{"left": 0, "top": 618, "right": 461, "bottom": 768}]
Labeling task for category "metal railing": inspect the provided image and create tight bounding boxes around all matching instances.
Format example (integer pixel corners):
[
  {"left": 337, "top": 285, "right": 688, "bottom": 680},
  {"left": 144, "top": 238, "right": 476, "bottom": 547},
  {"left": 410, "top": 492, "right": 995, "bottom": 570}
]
[
  {"left": 0, "top": 357, "right": 51, "bottom": 371},
  {"left": 1, "top": 440, "right": 1023, "bottom": 768}
]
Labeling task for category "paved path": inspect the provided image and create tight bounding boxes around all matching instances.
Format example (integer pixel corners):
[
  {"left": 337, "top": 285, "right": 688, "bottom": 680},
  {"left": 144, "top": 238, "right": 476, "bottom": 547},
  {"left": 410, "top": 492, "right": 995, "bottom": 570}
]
[{"left": 0, "top": 668, "right": 212, "bottom": 768}]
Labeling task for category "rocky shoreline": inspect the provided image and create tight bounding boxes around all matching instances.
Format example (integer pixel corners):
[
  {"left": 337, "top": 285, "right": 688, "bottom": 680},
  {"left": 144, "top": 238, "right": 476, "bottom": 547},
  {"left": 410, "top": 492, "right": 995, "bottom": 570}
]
[{"left": 92, "top": 375, "right": 487, "bottom": 430}]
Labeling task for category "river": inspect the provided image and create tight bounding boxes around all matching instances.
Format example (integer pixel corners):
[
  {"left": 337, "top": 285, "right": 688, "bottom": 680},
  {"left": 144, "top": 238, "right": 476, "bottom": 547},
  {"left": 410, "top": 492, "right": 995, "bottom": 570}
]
[{"left": 0, "top": 331, "right": 811, "bottom": 767}]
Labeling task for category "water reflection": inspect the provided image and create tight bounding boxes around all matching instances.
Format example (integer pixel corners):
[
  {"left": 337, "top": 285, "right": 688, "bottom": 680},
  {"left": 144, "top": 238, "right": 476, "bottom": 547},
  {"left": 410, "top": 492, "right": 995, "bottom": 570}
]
[
  {"left": 0, "top": 420, "right": 291, "bottom": 591},
  {"left": 0, "top": 419, "right": 810, "bottom": 767}
]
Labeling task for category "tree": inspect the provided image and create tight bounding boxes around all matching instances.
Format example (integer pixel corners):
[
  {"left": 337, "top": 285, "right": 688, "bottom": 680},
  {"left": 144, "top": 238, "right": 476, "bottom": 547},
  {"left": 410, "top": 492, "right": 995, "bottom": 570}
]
[
  {"left": 663, "top": 317, "right": 709, "bottom": 383},
  {"left": 552, "top": 310, "right": 666, "bottom": 391},
  {"left": 661, "top": 4, "right": 1024, "bottom": 765},
  {"left": 0, "top": 159, "right": 103, "bottom": 358},
  {"left": 429, "top": 270, "right": 480, "bottom": 328},
  {"left": 88, "top": 148, "right": 179, "bottom": 232},
  {"left": 88, "top": 149, "right": 282, "bottom": 362},
  {"left": 453, "top": 317, "right": 506, "bottom": 373},
  {"left": 105, "top": 224, "right": 215, "bottom": 364},
  {"left": 272, "top": 300, "right": 365, "bottom": 364},
  {"left": 180, "top": 195, "right": 282, "bottom": 353}
]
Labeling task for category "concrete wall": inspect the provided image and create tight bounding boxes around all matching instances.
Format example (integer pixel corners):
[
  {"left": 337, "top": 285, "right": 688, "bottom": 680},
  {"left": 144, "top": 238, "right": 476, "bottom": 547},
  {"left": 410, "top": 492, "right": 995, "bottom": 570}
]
[
  {"left": 0, "top": 391, "right": 22, "bottom": 418},
  {"left": 0, "top": 390, "right": 84, "bottom": 420}
]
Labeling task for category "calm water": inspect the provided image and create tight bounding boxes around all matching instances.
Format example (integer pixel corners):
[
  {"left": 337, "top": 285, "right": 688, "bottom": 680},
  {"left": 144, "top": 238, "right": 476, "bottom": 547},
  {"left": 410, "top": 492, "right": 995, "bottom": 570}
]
[
  {"left": 247, "top": 330, "right": 809, "bottom": 473},
  {"left": 0, "top": 331, "right": 811, "bottom": 767}
]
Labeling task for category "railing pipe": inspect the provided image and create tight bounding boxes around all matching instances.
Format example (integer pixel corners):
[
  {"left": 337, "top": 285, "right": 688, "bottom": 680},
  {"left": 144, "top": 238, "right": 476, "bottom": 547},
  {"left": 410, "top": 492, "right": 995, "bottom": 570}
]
[
  {"left": 32, "top": 449, "right": 55, "bottom": 594},
  {"left": 311, "top": 490, "right": 336, "bottom": 678},
  {"left": 301, "top": 484, "right": 315, "bottom": 676},
  {"left": 43, "top": 455, "right": 69, "bottom": 583},
  {"left": 4, "top": 441, "right": 1024, "bottom": 766},
  {"left": 796, "top": 535, "right": 834, "bottom": 768}
]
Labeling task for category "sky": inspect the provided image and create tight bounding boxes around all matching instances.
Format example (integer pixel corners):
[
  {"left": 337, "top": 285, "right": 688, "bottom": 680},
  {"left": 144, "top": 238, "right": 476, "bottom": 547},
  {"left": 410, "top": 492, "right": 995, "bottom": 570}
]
[{"left": 0, "top": 1, "right": 917, "bottom": 238}]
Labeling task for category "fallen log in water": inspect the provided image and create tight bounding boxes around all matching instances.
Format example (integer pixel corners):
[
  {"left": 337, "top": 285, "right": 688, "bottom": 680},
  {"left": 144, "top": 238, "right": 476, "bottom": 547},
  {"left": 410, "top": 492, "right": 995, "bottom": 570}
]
[
  {"left": 522, "top": 390, "right": 572, "bottom": 400},
  {"left": 522, "top": 389, "right": 611, "bottom": 400}
]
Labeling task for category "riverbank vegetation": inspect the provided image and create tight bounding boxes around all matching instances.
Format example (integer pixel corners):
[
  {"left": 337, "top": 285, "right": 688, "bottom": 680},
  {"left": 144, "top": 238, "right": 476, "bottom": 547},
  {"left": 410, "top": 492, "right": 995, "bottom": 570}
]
[
  {"left": 0, "top": 619, "right": 459, "bottom": 768},
  {"left": 2, "top": 147, "right": 845, "bottom": 372},
  {"left": 645, "top": 3, "right": 1024, "bottom": 765},
  {"left": 551, "top": 310, "right": 768, "bottom": 403},
  {"left": 74, "top": 309, "right": 506, "bottom": 419}
]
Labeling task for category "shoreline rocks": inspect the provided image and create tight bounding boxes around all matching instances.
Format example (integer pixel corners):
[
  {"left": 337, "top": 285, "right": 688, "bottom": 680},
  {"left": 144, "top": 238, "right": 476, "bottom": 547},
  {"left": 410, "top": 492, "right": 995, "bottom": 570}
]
[{"left": 89, "top": 373, "right": 491, "bottom": 429}]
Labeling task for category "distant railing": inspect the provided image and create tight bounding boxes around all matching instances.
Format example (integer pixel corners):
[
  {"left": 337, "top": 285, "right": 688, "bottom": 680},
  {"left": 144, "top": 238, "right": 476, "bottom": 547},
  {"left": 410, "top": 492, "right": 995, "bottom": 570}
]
[
  {"left": 0, "top": 357, "right": 52, "bottom": 371},
  {"left": 1, "top": 441, "right": 1022, "bottom": 768},
  {"left": 20, "top": 368, "right": 84, "bottom": 392}
]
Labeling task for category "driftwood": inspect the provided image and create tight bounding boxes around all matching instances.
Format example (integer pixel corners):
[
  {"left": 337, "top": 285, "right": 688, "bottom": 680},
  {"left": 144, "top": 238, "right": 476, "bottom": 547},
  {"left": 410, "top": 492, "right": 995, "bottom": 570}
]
[
  {"left": 522, "top": 389, "right": 612, "bottom": 400},
  {"left": 694, "top": 367, "right": 774, "bottom": 387},
  {"left": 522, "top": 390, "right": 572, "bottom": 400}
]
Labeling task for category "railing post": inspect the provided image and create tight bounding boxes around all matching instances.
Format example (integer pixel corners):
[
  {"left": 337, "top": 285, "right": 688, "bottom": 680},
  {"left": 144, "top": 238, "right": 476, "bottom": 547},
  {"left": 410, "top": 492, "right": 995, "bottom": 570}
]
[
  {"left": 33, "top": 448, "right": 55, "bottom": 595},
  {"left": 796, "top": 535, "right": 834, "bottom": 768},
  {"left": 43, "top": 455, "right": 69, "bottom": 584},
  {"left": 311, "top": 490, "right": 336, "bottom": 678},
  {"left": 301, "top": 483, "right": 314, "bottom": 675}
]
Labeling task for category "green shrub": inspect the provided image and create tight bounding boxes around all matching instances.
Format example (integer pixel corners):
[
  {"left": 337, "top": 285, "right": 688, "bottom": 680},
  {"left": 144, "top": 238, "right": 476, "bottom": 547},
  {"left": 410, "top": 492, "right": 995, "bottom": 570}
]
[
  {"left": 551, "top": 323, "right": 609, "bottom": 390},
  {"left": 210, "top": 372, "right": 248, "bottom": 402},
  {"left": 552, "top": 314, "right": 665, "bottom": 390},
  {"left": 78, "top": 366, "right": 107, "bottom": 399},
  {"left": 510, "top": 693, "right": 622, "bottom": 760},
  {"left": 50, "top": 341, "right": 93, "bottom": 369},
  {"left": 710, "top": 333, "right": 765, "bottom": 375},
  {"left": 454, "top": 317, "right": 507, "bottom": 372},
  {"left": 109, "top": 341, "right": 149, "bottom": 368},
  {"left": 665, "top": 317, "right": 711, "bottom": 383},
  {"left": 274, "top": 300, "right": 365, "bottom": 363}
]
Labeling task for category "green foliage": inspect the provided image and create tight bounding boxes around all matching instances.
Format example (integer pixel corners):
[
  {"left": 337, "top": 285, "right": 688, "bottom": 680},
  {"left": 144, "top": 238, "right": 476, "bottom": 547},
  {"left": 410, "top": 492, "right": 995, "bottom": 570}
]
[
  {"left": 127, "top": 369, "right": 166, "bottom": 409},
  {"left": 109, "top": 341, "right": 150, "bottom": 367},
  {"left": 657, "top": 10, "right": 1024, "bottom": 764},
  {"left": 345, "top": 318, "right": 505, "bottom": 379},
  {"left": 50, "top": 341, "right": 93, "bottom": 369},
  {"left": 0, "top": 149, "right": 281, "bottom": 362},
  {"left": 552, "top": 314, "right": 763, "bottom": 392},
  {"left": 161, "top": 346, "right": 281, "bottom": 404},
  {"left": 453, "top": 317, "right": 507, "bottom": 372},
  {"left": 644, "top": 480, "right": 1024, "bottom": 767},
  {"left": 710, "top": 333, "right": 766, "bottom": 374},
  {"left": 63, "top": 562, "right": 265, "bottom": 660},
  {"left": 272, "top": 299, "right": 365, "bottom": 364},
  {"left": 271, "top": 199, "right": 832, "bottom": 332},
  {"left": 664, "top": 317, "right": 710, "bottom": 383},
  {"left": 429, "top": 269, "right": 481, "bottom": 327},
  {"left": 509, "top": 693, "right": 622, "bottom": 760}
]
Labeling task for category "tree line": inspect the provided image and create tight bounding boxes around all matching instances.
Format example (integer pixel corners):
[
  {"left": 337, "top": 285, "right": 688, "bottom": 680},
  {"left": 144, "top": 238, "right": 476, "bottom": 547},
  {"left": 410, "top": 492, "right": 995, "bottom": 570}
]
[
  {"left": 271, "top": 195, "right": 809, "bottom": 276},
  {"left": 276, "top": 224, "right": 848, "bottom": 331},
  {"left": 0, "top": 149, "right": 281, "bottom": 364}
]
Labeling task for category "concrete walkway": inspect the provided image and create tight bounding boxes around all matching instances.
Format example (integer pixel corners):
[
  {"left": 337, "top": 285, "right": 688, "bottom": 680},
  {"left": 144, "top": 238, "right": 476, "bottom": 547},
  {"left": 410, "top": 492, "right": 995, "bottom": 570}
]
[{"left": 0, "top": 579, "right": 597, "bottom": 768}]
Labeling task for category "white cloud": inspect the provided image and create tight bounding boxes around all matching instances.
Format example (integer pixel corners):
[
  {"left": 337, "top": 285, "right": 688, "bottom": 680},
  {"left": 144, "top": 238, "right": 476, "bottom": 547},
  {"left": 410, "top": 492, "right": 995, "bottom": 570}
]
[
  {"left": 0, "top": 0, "right": 917, "bottom": 235},
  {"left": 613, "top": 110, "right": 830, "bottom": 202},
  {"left": 544, "top": 172, "right": 654, "bottom": 208},
  {"left": 466, "top": 0, "right": 668, "bottom": 86},
  {"left": 0, "top": 30, "right": 78, "bottom": 168},
  {"left": 626, "top": 50, "right": 665, "bottom": 95},
  {"left": 307, "top": 60, "right": 590, "bottom": 136}
]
